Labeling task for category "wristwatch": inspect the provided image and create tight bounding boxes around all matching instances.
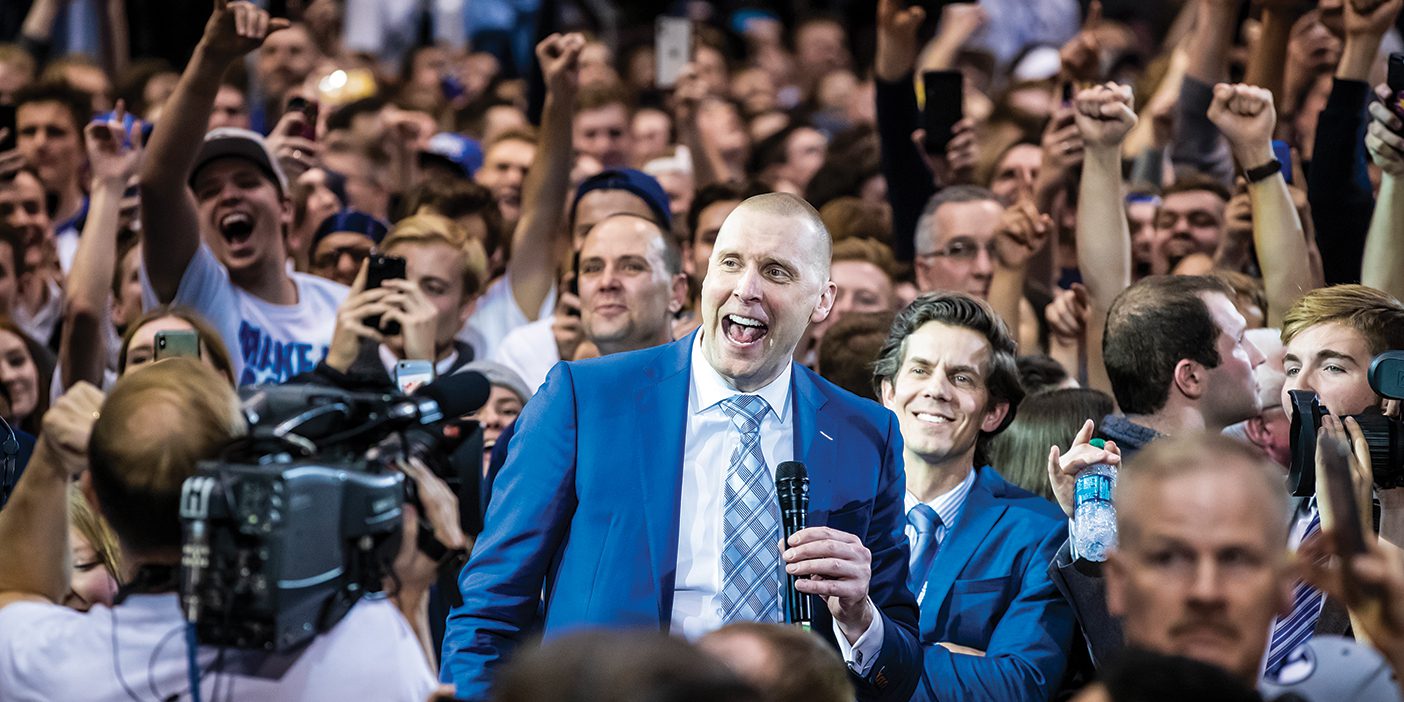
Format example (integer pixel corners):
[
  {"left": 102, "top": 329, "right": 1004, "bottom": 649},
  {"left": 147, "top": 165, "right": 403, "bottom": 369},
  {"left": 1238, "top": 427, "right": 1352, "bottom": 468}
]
[{"left": 1243, "top": 158, "right": 1283, "bottom": 184}]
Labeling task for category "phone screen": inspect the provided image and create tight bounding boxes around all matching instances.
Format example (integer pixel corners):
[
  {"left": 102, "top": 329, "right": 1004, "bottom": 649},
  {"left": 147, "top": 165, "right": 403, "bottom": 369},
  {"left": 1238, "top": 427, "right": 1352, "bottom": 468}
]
[
  {"left": 921, "top": 71, "right": 963, "bottom": 153},
  {"left": 395, "top": 360, "right": 436, "bottom": 395},
  {"left": 655, "top": 17, "right": 692, "bottom": 88},
  {"left": 366, "top": 254, "right": 407, "bottom": 335}
]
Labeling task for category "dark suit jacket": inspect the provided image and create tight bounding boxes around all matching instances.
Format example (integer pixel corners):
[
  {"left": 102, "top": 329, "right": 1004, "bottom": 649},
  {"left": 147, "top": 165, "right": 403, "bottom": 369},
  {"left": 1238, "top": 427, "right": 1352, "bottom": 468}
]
[
  {"left": 440, "top": 332, "right": 921, "bottom": 700},
  {"left": 912, "top": 466, "right": 1074, "bottom": 701}
]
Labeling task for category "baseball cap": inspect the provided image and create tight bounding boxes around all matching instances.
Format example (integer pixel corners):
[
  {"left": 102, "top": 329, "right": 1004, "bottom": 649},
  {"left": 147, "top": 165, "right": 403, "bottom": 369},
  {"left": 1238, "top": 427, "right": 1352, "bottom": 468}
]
[
  {"left": 420, "top": 132, "right": 483, "bottom": 179},
  {"left": 311, "top": 209, "right": 390, "bottom": 252},
  {"left": 190, "top": 128, "right": 289, "bottom": 196},
  {"left": 570, "top": 168, "right": 673, "bottom": 232}
]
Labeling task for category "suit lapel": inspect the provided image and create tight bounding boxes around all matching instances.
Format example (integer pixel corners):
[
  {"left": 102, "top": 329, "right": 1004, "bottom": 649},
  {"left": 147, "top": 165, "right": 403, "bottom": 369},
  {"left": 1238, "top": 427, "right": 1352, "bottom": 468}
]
[
  {"left": 919, "top": 468, "right": 1007, "bottom": 632},
  {"left": 634, "top": 333, "right": 694, "bottom": 628},
  {"left": 791, "top": 367, "right": 835, "bottom": 525}
]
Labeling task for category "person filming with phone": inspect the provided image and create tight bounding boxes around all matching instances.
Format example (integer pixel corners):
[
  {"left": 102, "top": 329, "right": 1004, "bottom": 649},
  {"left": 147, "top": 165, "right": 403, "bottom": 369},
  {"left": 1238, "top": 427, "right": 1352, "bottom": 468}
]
[{"left": 294, "top": 213, "right": 487, "bottom": 392}]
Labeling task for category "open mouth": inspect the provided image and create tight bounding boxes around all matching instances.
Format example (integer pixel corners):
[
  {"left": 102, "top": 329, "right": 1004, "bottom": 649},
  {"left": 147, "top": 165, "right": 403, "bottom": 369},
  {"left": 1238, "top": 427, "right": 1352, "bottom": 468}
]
[
  {"left": 219, "top": 212, "right": 255, "bottom": 244},
  {"left": 722, "top": 313, "right": 769, "bottom": 346}
]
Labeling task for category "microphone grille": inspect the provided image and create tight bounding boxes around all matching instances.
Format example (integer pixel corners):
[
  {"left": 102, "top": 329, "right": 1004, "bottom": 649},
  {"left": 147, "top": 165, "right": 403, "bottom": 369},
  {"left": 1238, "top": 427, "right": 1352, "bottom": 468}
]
[{"left": 776, "top": 461, "right": 807, "bottom": 483}]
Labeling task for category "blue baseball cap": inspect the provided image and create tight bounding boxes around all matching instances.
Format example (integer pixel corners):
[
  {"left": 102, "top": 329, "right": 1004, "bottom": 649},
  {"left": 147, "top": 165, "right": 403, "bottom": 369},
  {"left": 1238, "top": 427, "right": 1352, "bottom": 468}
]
[
  {"left": 311, "top": 209, "right": 390, "bottom": 251},
  {"left": 570, "top": 168, "right": 673, "bottom": 232},
  {"left": 420, "top": 132, "right": 483, "bottom": 178}
]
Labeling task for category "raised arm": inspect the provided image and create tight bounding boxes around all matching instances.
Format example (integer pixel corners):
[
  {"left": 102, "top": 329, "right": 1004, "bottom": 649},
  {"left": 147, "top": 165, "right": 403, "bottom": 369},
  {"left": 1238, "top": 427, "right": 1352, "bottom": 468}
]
[
  {"left": 1313, "top": 0, "right": 1404, "bottom": 286},
  {"left": 504, "top": 33, "right": 583, "bottom": 322},
  {"left": 0, "top": 385, "right": 102, "bottom": 610},
  {"left": 1207, "top": 83, "right": 1315, "bottom": 326},
  {"left": 1072, "top": 83, "right": 1137, "bottom": 397},
  {"left": 138, "top": 0, "right": 288, "bottom": 302},
  {"left": 1361, "top": 90, "right": 1404, "bottom": 301},
  {"left": 874, "top": 0, "right": 932, "bottom": 264},
  {"left": 60, "top": 111, "right": 143, "bottom": 390},
  {"left": 1172, "top": 0, "right": 1239, "bottom": 184}
]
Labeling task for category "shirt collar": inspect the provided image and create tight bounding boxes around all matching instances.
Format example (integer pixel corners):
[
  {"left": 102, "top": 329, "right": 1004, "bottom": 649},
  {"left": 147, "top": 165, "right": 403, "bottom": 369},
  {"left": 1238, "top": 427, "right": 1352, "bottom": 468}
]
[
  {"left": 903, "top": 467, "right": 978, "bottom": 530},
  {"left": 689, "top": 330, "right": 792, "bottom": 424}
]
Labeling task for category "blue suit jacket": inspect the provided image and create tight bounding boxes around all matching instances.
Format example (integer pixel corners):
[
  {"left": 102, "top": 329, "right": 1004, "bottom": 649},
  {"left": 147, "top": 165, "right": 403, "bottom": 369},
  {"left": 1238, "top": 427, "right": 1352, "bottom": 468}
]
[
  {"left": 441, "top": 333, "right": 920, "bottom": 700},
  {"left": 911, "top": 466, "right": 1074, "bottom": 702}
]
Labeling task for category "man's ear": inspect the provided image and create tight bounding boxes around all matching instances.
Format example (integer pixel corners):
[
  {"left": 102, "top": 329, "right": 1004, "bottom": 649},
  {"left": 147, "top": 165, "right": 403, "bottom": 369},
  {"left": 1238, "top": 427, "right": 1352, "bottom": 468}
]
[
  {"left": 1171, "top": 359, "right": 1205, "bottom": 401},
  {"left": 809, "top": 280, "right": 836, "bottom": 325},
  {"left": 980, "top": 401, "right": 1010, "bottom": 433},
  {"left": 1243, "top": 415, "right": 1270, "bottom": 450},
  {"left": 880, "top": 378, "right": 896, "bottom": 411},
  {"left": 668, "top": 273, "right": 689, "bottom": 314}
]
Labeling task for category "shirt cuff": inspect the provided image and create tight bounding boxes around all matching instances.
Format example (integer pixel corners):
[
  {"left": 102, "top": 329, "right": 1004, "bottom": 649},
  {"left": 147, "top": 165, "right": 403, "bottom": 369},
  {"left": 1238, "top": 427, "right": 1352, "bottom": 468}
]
[{"left": 833, "top": 598, "right": 884, "bottom": 676}]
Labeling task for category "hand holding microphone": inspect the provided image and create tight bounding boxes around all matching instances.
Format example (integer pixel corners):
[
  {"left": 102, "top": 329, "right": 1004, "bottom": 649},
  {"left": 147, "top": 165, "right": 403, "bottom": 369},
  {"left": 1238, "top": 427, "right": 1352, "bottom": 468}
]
[{"left": 777, "top": 461, "right": 875, "bottom": 644}]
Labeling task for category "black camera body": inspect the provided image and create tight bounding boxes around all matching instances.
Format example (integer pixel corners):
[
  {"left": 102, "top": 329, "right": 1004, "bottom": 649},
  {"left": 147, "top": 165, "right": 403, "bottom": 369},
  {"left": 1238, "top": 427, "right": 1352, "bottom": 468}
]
[
  {"left": 1287, "top": 351, "right": 1404, "bottom": 496},
  {"left": 179, "top": 461, "right": 403, "bottom": 651},
  {"left": 179, "top": 373, "right": 489, "bottom": 652}
]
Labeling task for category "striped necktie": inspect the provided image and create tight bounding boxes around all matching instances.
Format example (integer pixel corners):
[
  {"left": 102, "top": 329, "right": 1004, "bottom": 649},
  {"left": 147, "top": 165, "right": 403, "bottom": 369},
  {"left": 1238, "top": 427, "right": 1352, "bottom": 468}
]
[
  {"left": 1263, "top": 508, "right": 1323, "bottom": 676},
  {"left": 907, "top": 503, "right": 942, "bottom": 601}
]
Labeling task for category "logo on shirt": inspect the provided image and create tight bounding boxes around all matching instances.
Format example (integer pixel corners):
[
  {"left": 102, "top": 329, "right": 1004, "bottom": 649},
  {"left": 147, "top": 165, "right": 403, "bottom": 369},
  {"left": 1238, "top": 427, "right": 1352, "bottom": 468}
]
[{"left": 237, "top": 321, "right": 327, "bottom": 385}]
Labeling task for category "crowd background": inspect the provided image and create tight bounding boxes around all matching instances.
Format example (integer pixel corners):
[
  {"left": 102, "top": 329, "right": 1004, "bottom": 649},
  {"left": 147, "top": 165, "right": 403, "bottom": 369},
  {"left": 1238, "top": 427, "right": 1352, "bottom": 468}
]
[{"left": 0, "top": 0, "right": 1403, "bottom": 700}]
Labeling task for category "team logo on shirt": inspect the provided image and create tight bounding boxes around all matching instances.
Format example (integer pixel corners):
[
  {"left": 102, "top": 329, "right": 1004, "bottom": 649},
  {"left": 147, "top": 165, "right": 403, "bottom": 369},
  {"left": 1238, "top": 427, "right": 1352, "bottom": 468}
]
[{"left": 237, "top": 321, "right": 328, "bottom": 385}]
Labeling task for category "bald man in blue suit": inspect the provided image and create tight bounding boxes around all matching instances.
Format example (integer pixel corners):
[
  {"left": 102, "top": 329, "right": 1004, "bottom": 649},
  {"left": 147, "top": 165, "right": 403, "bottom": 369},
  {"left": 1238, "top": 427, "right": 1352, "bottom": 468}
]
[{"left": 442, "top": 194, "right": 919, "bottom": 700}]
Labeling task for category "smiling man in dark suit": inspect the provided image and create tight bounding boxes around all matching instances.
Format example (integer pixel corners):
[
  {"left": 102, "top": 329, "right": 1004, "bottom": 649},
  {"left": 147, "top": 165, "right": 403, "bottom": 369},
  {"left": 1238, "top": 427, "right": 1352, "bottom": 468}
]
[{"left": 874, "top": 291, "right": 1074, "bottom": 701}]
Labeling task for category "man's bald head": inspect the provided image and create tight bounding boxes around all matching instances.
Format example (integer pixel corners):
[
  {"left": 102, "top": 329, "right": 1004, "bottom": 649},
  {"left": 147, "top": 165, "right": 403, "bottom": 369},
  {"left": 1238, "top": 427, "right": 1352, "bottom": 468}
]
[{"left": 727, "top": 192, "right": 832, "bottom": 281}]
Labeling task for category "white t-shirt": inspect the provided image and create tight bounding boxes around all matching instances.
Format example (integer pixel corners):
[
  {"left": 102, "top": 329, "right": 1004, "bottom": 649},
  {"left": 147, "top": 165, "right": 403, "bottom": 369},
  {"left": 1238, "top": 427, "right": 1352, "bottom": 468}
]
[
  {"left": 0, "top": 594, "right": 436, "bottom": 701},
  {"left": 462, "top": 274, "right": 555, "bottom": 363},
  {"left": 141, "top": 246, "right": 348, "bottom": 385},
  {"left": 490, "top": 315, "right": 559, "bottom": 392}
]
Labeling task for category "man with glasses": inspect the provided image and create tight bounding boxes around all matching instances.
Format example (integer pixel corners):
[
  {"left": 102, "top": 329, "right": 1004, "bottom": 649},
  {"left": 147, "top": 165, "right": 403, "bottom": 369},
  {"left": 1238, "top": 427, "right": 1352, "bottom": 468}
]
[
  {"left": 307, "top": 210, "right": 390, "bottom": 287},
  {"left": 912, "top": 186, "right": 1003, "bottom": 300},
  {"left": 911, "top": 185, "right": 1047, "bottom": 350}
]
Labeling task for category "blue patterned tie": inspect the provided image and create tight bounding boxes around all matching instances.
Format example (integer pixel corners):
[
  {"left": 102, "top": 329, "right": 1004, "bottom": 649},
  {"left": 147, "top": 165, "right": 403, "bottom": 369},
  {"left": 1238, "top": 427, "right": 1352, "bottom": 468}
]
[
  {"left": 719, "top": 394, "right": 782, "bottom": 624},
  {"left": 907, "top": 504, "right": 941, "bottom": 599},
  {"left": 1264, "top": 508, "right": 1324, "bottom": 676}
]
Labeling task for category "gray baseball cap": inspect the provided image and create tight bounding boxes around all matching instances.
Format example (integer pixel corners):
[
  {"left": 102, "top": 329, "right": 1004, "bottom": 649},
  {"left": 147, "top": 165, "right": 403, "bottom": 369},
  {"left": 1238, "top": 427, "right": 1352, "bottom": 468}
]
[{"left": 190, "top": 127, "right": 289, "bottom": 196}]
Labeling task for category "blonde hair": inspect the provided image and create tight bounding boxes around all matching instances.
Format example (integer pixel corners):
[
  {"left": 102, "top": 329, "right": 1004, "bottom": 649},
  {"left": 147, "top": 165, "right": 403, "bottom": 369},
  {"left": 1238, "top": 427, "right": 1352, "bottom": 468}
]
[
  {"left": 380, "top": 213, "right": 489, "bottom": 299},
  {"left": 88, "top": 358, "right": 246, "bottom": 552},
  {"left": 69, "top": 486, "right": 122, "bottom": 582},
  {"left": 1281, "top": 284, "right": 1404, "bottom": 356}
]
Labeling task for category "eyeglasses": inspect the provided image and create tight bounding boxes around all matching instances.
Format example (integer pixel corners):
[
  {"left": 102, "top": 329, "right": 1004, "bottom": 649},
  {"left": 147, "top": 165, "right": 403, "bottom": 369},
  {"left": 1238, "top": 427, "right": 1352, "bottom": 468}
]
[
  {"left": 916, "top": 238, "right": 997, "bottom": 263},
  {"left": 312, "top": 246, "right": 373, "bottom": 270}
]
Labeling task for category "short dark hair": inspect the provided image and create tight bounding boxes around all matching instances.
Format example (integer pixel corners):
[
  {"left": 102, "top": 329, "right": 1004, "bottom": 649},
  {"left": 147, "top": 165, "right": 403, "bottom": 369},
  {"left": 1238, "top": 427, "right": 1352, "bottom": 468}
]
[
  {"left": 14, "top": 78, "right": 91, "bottom": 134},
  {"left": 1102, "top": 275, "right": 1235, "bottom": 415},
  {"left": 1163, "top": 171, "right": 1231, "bottom": 202},
  {"left": 1016, "top": 354, "right": 1070, "bottom": 396},
  {"left": 874, "top": 292, "right": 1024, "bottom": 435},
  {"left": 686, "top": 180, "right": 768, "bottom": 245},
  {"left": 401, "top": 178, "right": 506, "bottom": 262},
  {"left": 818, "top": 311, "right": 895, "bottom": 402}
]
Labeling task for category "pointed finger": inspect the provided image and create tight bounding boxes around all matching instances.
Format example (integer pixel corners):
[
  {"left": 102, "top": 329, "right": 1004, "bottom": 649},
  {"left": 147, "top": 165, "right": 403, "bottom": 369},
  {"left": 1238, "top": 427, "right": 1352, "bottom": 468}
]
[{"left": 1074, "top": 418, "right": 1095, "bottom": 445}]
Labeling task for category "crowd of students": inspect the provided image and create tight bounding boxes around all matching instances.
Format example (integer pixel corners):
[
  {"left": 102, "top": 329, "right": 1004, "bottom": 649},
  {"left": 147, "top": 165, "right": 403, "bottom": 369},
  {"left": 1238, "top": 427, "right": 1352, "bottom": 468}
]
[{"left": 0, "top": 0, "right": 1402, "bottom": 700}]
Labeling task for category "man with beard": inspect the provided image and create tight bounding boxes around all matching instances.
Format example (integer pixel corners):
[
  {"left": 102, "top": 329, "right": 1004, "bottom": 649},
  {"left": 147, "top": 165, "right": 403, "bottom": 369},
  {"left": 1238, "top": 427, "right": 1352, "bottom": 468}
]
[{"left": 139, "top": 0, "right": 347, "bottom": 385}]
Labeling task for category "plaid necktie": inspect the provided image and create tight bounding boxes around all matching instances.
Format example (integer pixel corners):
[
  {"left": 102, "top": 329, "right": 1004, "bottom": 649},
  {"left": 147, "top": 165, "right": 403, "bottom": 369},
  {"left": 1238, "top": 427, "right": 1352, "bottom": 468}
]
[
  {"left": 1264, "top": 508, "right": 1324, "bottom": 676},
  {"left": 718, "top": 394, "right": 782, "bottom": 624}
]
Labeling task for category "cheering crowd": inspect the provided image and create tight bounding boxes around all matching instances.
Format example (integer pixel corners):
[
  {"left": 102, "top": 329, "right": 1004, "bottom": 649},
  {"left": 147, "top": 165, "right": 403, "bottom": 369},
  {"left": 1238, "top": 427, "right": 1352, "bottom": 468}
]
[{"left": 0, "top": 0, "right": 1403, "bottom": 699}]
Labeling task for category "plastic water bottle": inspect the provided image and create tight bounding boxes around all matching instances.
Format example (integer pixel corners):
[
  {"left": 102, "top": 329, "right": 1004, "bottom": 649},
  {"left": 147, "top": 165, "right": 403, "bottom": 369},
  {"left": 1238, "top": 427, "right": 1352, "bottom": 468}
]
[{"left": 1072, "top": 439, "right": 1117, "bottom": 562}]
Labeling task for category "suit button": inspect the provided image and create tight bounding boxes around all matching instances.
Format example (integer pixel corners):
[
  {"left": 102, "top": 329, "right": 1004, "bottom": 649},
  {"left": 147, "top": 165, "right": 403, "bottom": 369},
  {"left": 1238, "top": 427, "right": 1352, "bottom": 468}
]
[{"left": 715, "top": 607, "right": 724, "bottom": 617}]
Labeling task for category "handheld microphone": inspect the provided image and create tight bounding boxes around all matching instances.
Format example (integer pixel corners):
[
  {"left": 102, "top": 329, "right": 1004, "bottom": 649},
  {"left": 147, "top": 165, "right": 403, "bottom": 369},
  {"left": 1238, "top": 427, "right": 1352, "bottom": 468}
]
[{"left": 776, "top": 461, "right": 811, "bottom": 630}]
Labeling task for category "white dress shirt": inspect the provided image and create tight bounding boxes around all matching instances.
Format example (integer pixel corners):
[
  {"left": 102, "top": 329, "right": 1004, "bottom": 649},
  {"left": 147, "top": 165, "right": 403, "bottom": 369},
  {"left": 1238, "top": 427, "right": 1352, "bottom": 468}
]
[
  {"left": 903, "top": 468, "right": 977, "bottom": 606},
  {"left": 673, "top": 334, "right": 883, "bottom": 673}
]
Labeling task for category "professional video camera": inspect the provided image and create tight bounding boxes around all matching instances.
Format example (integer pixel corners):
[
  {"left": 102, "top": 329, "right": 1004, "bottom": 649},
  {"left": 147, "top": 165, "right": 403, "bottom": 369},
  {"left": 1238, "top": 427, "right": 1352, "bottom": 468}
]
[
  {"left": 178, "top": 372, "right": 489, "bottom": 652},
  {"left": 1288, "top": 351, "right": 1404, "bottom": 497}
]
